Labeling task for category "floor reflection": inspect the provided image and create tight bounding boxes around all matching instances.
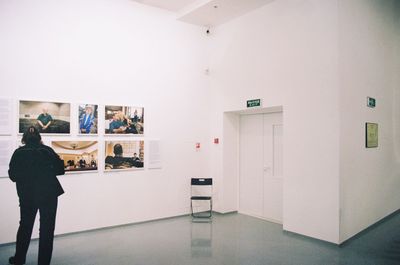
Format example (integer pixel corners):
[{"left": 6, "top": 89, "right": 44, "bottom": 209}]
[{"left": 191, "top": 219, "right": 213, "bottom": 258}]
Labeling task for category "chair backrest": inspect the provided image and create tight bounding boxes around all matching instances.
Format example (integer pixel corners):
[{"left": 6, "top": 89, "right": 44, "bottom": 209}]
[
  {"left": 191, "top": 178, "right": 212, "bottom": 186},
  {"left": 191, "top": 178, "right": 212, "bottom": 197}
]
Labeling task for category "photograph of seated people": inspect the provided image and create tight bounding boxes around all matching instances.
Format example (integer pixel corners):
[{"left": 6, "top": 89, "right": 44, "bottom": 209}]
[
  {"left": 105, "top": 105, "right": 144, "bottom": 134},
  {"left": 79, "top": 104, "right": 98, "bottom": 134},
  {"left": 19, "top": 100, "right": 70, "bottom": 134},
  {"left": 105, "top": 141, "right": 144, "bottom": 170},
  {"left": 51, "top": 141, "right": 98, "bottom": 173}
]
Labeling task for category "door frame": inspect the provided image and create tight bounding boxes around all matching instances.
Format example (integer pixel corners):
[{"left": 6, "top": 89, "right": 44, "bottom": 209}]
[{"left": 221, "top": 106, "right": 284, "bottom": 224}]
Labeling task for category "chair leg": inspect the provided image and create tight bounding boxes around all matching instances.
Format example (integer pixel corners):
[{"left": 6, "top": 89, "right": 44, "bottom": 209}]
[
  {"left": 191, "top": 201, "right": 212, "bottom": 219},
  {"left": 191, "top": 200, "right": 194, "bottom": 217}
]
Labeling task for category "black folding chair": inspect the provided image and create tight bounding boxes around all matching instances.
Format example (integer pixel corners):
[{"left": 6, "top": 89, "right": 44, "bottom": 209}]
[{"left": 190, "top": 178, "right": 213, "bottom": 219}]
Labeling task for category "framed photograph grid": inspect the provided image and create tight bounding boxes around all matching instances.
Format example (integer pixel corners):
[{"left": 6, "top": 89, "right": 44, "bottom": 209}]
[{"left": 1, "top": 100, "right": 148, "bottom": 176}]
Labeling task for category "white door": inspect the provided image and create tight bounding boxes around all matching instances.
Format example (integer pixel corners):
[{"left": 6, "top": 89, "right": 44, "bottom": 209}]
[
  {"left": 262, "top": 113, "right": 283, "bottom": 223},
  {"left": 239, "top": 114, "right": 264, "bottom": 217},
  {"left": 239, "top": 112, "right": 283, "bottom": 223}
]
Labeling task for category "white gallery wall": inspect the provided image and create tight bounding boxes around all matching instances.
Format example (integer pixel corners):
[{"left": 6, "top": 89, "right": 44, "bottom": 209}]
[
  {"left": 209, "top": 0, "right": 341, "bottom": 243},
  {"left": 208, "top": 0, "right": 400, "bottom": 244},
  {"left": 0, "top": 0, "right": 214, "bottom": 244},
  {"left": 338, "top": 0, "right": 400, "bottom": 243}
]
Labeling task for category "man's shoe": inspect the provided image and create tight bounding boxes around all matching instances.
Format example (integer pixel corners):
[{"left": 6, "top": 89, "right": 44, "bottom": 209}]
[{"left": 8, "top": 256, "right": 24, "bottom": 265}]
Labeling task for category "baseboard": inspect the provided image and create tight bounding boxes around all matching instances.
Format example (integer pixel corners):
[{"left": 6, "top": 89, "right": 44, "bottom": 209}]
[
  {"left": 213, "top": 210, "right": 238, "bottom": 215},
  {"left": 339, "top": 208, "right": 400, "bottom": 247},
  {"left": 282, "top": 229, "right": 339, "bottom": 247},
  {"left": 237, "top": 211, "right": 282, "bottom": 225}
]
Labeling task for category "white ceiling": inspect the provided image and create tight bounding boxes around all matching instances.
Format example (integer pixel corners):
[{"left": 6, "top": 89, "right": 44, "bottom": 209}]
[
  {"left": 132, "top": 0, "right": 274, "bottom": 27},
  {"left": 132, "top": 0, "right": 197, "bottom": 12}
]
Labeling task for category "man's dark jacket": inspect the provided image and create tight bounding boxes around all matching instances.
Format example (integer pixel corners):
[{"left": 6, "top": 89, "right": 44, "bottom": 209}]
[{"left": 8, "top": 143, "right": 65, "bottom": 202}]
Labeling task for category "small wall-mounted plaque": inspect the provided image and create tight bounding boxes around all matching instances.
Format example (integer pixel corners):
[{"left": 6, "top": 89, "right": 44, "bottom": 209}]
[
  {"left": 366, "top": 122, "right": 378, "bottom": 148},
  {"left": 367, "top": 97, "right": 376, "bottom": 108}
]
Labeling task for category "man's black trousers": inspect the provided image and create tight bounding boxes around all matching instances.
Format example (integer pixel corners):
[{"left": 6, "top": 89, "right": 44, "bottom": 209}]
[{"left": 14, "top": 197, "right": 58, "bottom": 265}]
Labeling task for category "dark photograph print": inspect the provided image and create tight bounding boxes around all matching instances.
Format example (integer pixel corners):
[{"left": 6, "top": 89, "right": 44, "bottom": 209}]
[
  {"left": 78, "top": 104, "right": 98, "bottom": 134},
  {"left": 105, "top": 140, "right": 144, "bottom": 171},
  {"left": 51, "top": 141, "right": 98, "bottom": 173},
  {"left": 19, "top": 100, "right": 70, "bottom": 134},
  {"left": 105, "top": 105, "right": 144, "bottom": 135}
]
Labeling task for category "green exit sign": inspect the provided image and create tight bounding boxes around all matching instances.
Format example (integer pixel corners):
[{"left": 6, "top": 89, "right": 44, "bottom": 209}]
[
  {"left": 367, "top": 97, "right": 376, "bottom": 108},
  {"left": 247, "top": 99, "right": 261, "bottom": 108}
]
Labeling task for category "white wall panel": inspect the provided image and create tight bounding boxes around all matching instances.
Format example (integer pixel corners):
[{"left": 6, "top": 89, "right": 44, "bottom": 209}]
[{"left": 0, "top": 0, "right": 212, "bottom": 244}]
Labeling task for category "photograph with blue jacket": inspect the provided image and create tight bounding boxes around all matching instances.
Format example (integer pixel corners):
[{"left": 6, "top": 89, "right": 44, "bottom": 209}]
[{"left": 78, "top": 104, "right": 98, "bottom": 134}]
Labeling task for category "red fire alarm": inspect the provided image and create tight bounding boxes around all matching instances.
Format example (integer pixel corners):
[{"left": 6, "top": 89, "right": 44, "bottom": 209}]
[
  {"left": 196, "top": 142, "right": 201, "bottom": 149},
  {"left": 214, "top": 138, "right": 219, "bottom": 144}
]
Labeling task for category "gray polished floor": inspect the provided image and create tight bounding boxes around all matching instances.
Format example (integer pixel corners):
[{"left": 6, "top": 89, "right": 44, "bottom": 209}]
[{"left": 1, "top": 212, "right": 400, "bottom": 265}]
